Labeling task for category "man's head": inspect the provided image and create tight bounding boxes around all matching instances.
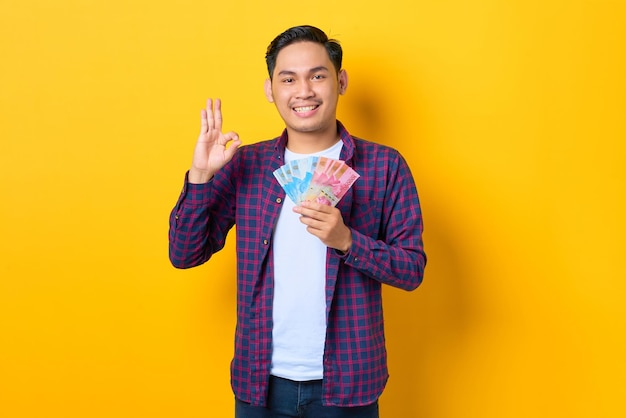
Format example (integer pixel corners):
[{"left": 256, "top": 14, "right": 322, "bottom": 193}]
[
  {"left": 263, "top": 26, "right": 348, "bottom": 145},
  {"left": 266, "top": 25, "right": 343, "bottom": 79}
]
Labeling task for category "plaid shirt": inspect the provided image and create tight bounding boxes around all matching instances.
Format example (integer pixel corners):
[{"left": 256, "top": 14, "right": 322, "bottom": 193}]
[{"left": 169, "top": 121, "right": 426, "bottom": 407}]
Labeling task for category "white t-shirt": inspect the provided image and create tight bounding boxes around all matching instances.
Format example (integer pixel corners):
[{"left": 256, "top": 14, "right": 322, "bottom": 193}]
[{"left": 271, "top": 140, "right": 343, "bottom": 381}]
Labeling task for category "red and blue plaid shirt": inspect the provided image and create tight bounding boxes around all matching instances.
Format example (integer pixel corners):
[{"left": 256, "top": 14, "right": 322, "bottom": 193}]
[{"left": 169, "top": 121, "right": 426, "bottom": 407}]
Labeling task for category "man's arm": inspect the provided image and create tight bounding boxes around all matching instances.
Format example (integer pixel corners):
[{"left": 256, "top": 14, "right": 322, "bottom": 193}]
[
  {"left": 347, "top": 153, "right": 425, "bottom": 290},
  {"left": 168, "top": 99, "right": 240, "bottom": 268},
  {"left": 168, "top": 174, "right": 236, "bottom": 268},
  {"left": 295, "top": 152, "right": 426, "bottom": 291}
]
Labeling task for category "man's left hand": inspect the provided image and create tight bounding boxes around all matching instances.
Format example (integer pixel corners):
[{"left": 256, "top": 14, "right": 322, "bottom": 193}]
[{"left": 293, "top": 201, "right": 352, "bottom": 253}]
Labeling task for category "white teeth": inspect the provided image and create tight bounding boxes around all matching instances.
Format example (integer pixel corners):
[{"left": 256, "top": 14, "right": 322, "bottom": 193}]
[{"left": 294, "top": 106, "right": 317, "bottom": 112}]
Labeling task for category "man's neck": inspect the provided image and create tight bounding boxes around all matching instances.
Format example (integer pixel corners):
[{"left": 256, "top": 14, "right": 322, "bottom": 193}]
[{"left": 285, "top": 126, "right": 340, "bottom": 154}]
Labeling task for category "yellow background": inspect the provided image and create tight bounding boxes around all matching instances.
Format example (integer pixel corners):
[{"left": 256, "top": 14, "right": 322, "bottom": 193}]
[{"left": 1, "top": 0, "right": 624, "bottom": 417}]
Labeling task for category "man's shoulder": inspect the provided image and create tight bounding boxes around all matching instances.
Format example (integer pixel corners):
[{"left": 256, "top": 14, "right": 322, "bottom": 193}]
[
  {"left": 351, "top": 136, "right": 403, "bottom": 160},
  {"left": 352, "top": 135, "right": 393, "bottom": 149}
]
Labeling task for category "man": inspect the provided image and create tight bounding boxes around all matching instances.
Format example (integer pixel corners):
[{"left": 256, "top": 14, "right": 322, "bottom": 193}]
[{"left": 169, "top": 25, "right": 426, "bottom": 418}]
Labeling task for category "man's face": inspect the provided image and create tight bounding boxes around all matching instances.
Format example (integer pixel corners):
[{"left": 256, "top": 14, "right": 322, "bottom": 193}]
[{"left": 265, "top": 41, "right": 347, "bottom": 137}]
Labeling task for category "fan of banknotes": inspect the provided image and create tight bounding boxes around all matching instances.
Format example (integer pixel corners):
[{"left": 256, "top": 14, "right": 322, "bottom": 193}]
[{"left": 273, "top": 156, "right": 360, "bottom": 206}]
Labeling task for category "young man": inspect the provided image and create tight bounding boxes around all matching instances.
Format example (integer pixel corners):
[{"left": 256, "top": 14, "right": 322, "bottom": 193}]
[{"left": 169, "top": 25, "right": 426, "bottom": 418}]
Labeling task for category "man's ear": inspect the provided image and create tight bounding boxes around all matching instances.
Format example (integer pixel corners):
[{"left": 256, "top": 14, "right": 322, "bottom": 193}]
[
  {"left": 338, "top": 69, "right": 348, "bottom": 95},
  {"left": 264, "top": 79, "right": 274, "bottom": 103}
]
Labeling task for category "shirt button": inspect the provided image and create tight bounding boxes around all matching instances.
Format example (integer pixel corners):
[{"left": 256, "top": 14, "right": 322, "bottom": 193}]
[
  {"left": 276, "top": 197, "right": 282, "bottom": 203},
  {"left": 263, "top": 239, "right": 268, "bottom": 245}
]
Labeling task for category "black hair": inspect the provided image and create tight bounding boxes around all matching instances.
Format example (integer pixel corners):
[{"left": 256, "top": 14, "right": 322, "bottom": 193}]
[{"left": 265, "top": 25, "right": 342, "bottom": 79}]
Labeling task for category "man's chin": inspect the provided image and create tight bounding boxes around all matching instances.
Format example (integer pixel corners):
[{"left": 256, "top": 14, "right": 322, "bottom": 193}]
[{"left": 286, "top": 120, "right": 330, "bottom": 134}]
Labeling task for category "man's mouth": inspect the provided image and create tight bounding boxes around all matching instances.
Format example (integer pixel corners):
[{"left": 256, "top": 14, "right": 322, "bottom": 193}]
[{"left": 293, "top": 105, "right": 319, "bottom": 113}]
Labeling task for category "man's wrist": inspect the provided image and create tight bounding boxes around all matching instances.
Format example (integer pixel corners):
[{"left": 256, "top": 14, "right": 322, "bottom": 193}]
[
  {"left": 340, "top": 231, "right": 353, "bottom": 253},
  {"left": 188, "top": 168, "right": 213, "bottom": 184}
]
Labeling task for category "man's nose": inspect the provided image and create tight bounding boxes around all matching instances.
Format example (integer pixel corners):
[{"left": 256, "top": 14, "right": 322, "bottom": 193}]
[{"left": 295, "top": 79, "right": 314, "bottom": 98}]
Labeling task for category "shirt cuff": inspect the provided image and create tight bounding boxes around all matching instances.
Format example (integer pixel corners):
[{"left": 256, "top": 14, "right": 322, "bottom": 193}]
[
  {"left": 338, "top": 229, "right": 368, "bottom": 266},
  {"left": 180, "top": 171, "right": 214, "bottom": 205}
]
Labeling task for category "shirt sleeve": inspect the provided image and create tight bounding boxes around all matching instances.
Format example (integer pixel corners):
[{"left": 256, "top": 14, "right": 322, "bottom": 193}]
[
  {"left": 168, "top": 171, "right": 236, "bottom": 269},
  {"left": 341, "top": 153, "right": 426, "bottom": 291}
]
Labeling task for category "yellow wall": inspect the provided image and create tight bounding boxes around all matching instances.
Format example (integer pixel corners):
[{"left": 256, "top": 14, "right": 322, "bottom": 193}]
[{"left": 1, "top": 1, "right": 624, "bottom": 417}]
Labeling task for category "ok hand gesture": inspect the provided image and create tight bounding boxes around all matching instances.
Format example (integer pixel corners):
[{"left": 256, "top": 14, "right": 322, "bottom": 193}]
[{"left": 189, "top": 98, "right": 242, "bottom": 183}]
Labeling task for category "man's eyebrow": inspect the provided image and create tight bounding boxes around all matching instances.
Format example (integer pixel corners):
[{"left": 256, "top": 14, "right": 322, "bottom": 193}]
[
  {"left": 276, "top": 66, "right": 331, "bottom": 77},
  {"left": 309, "top": 66, "right": 331, "bottom": 73}
]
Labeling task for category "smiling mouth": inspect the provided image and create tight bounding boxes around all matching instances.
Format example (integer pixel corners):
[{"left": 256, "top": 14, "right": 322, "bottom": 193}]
[{"left": 293, "top": 105, "right": 319, "bottom": 113}]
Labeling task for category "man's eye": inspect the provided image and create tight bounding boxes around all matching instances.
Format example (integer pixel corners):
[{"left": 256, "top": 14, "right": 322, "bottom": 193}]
[
  {"left": 283, "top": 78, "right": 294, "bottom": 83},
  {"left": 313, "top": 74, "right": 325, "bottom": 80}
]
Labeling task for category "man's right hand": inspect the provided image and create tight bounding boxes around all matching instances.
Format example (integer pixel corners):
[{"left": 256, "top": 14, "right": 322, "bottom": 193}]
[{"left": 188, "top": 98, "right": 242, "bottom": 184}]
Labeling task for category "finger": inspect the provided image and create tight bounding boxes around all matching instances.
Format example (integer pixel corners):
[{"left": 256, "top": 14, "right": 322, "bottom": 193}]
[
  {"left": 299, "top": 215, "right": 322, "bottom": 229},
  {"left": 300, "top": 200, "right": 332, "bottom": 213},
  {"left": 205, "top": 98, "right": 215, "bottom": 130},
  {"left": 214, "top": 98, "right": 223, "bottom": 133},
  {"left": 295, "top": 206, "right": 325, "bottom": 221},
  {"left": 200, "top": 109, "right": 208, "bottom": 134},
  {"left": 223, "top": 132, "right": 241, "bottom": 160},
  {"left": 297, "top": 203, "right": 332, "bottom": 218}
]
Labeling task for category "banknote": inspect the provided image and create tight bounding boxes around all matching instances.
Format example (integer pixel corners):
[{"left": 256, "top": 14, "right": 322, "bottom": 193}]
[{"left": 272, "top": 157, "right": 359, "bottom": 206}]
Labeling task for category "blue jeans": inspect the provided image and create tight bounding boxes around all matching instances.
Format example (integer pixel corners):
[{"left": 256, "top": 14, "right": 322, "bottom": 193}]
[{"left": 235, "top": 376, "right": 379, "bottom": 418}]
